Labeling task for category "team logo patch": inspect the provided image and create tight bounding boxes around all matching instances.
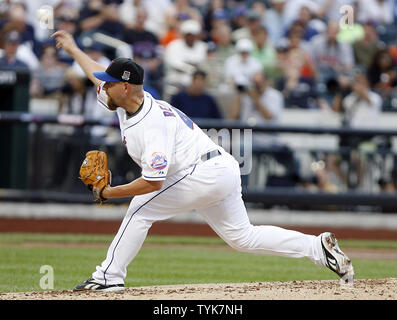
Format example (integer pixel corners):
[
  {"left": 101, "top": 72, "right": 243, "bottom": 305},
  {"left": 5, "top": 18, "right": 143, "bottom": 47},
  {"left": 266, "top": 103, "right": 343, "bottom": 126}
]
[
  {"left": 122, "top": 71, "right": 130, "bottom": 81},
  {"left": 150, "top": 152, "right": 167, "bottom": 170}
]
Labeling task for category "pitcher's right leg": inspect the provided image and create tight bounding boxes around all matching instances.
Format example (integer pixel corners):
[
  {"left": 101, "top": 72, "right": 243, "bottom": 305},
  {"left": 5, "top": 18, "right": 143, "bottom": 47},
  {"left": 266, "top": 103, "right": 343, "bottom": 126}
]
[{"left": 198, "top": 190, "right": 325, "bottom": 265}]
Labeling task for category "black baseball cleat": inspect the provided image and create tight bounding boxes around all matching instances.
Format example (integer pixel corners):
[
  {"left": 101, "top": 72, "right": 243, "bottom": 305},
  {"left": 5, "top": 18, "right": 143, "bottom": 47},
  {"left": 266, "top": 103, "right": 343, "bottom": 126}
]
[
  {"left": 73, "top": 278, "right": 125, "bottom": 292},
  {"left": 320, "top": 232, "right": 354, "bottom": 286}
]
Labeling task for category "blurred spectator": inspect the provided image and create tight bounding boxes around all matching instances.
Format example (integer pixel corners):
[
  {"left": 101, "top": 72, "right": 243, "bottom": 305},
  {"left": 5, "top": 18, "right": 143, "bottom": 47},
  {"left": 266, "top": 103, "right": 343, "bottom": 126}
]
[
  {"left": 0, "top": 30, "right": 29, "bottom": 69},
  {"left": 387, "top": 34, "right": 397, "bottom": 65},
  {"left": 163, "top": 19, "right": 207, "bottom": 98},
  {"left": 309, "top": 20, "right": 354, "bottom": 84},
  {"left": 210, "top": 23, "right": 235, "bottom": 61},
  {"left": 0, "top": 29, "right": 38, "bottom": 71},
  {"left": 353, "top": 21, "right": 384, "bottom": 70},
  {"left": 78, "top": 0, "right": 124, "bottom": 39},
  {"left": 170, "top": 70, "right": 223, "bottom": 119},
  {"left": 30, "top": 43, "right": 65, "bottom": 99},
  {"left": 231, "top": 8, "right": 262, "bottom": 42},
  {"left": 311, "top": 162, "right": 339, "bottom": 193},
  {"left": 302, "top": 156, "right": 341, "bottom": 193},
  {"left": 333, "top": 69, "right": 382, "bottom": 129},
  {"left": 57, "top": 11, "right": 79, "bottom": 33},
  {"left": 322, "top": 153, "right": 347, "bottom": 191},
  {"left": 0, "top": 0, "right": 12, "bottom": 20},
  {"left": 0, "top": 2, "right": 39, "bottom": 56},
  {"left": 230, "top": 71, "right": 284, "bottom": 127},
  {"left": 231, "top": 70, "right": 300, "bottom": 187},
  {"left": 55, "top": 13, "right": 80, "bottom": 65},
  {"left": 203, "top": 0, "right": 229, "bottom": 34},
  {"left": 290, "top": 6, "right": 320, "bottom": 42},
  {"left": 119, "top": 0, "right": 172, "bottom": 40},
  {"left": 283, "top": 0, "right": 320, "bottom": 30},
  {"left": 200, "top": 41, "right": 227, "bottom": 93},
  {"left": 133, "top": 41, "right": 164, "bottom": 98},
  {"left": 356, "top": 0, "right": 394, "bottom": 25},
  {"left": 61, "top": 67, "right": 89, "bottom": 115},
  {"left": 122, "top": 6, "right": 159, "bottom": 46},
  {"left": 367, "top": 48, "right": 397, "bottom": 97},
  {"left": 160, "top": 25, "right": 180, "bottom": 48},
  {"left": 251, "top": 26, "right": 277, "bottom": 80},
  {"left": 119, "top": 0, "right": 141, "bottom": 29},
  {"left": 274, "top": 28, "right": 318, "bottom": 108},
  {"left": 263, "top": 0, "right": 289, "bottom": 46},
  {"left": 282, "top": 20, "right": 311, "bottom": 51},
  {"left": 378, "top": 177, "right": 394, "bottom": 192},
  {"left": 230, "top": 4, "right": 248, "bottom": 32},
  {"left": 251, "top": 1, "right": 266, "bottom": 15},
  {"left": 164, "top": 0, "right": 203, "bottom": 32},
  {"left": 200, "top": 40, "right": 234, "bottom": 118},
  {"left": 224, "top": 38, "right": 262, "bottom": 93},
  {"left": 141, "top": 0, "right": 172, "bottom": 39},
  {"left": 332, "top": 69, "right": 383, "bottom": 188}
]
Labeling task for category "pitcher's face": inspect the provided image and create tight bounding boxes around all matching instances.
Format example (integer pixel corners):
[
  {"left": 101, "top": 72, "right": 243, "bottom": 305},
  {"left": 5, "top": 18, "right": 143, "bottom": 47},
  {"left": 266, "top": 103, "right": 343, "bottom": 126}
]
[{"left": 103, "top": 81, "right": 124, "bottom": 110}]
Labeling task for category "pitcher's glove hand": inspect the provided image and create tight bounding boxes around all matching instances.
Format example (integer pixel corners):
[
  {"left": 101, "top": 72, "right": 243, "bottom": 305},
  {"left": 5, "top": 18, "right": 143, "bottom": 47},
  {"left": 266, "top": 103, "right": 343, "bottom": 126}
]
[{"left": 79, "top": 150, "right": 111, "bottom": 203}]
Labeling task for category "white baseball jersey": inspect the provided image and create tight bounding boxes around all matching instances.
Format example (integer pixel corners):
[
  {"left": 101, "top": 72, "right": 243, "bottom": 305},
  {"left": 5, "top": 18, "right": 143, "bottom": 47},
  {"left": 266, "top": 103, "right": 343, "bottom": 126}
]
[
  {"left": 92, "top": 81, "right": 326, "bottom": 286},
  {"left": 97, "top": 81, "right": 218, "bottom": 181}
]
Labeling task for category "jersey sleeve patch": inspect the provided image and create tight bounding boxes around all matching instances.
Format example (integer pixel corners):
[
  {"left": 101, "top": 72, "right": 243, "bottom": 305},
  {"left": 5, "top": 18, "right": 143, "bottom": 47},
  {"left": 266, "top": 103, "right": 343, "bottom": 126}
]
[{"left": 150, "top": 152, "right": 168, "bottom": 170}]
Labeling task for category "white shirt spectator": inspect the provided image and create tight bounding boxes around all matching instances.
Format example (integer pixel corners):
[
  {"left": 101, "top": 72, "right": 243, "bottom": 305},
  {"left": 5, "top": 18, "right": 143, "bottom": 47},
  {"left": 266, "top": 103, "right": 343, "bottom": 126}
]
[
  {"left": 356, "top": 0, "right": 394, "bottom": 25},
  {"left": 164, "top": 38, "right": 207, "bottom": 88},
  {"left": 240, "top": 86, "right": 285, "bottom": 146},
  {"left": 342, "top": 91, "right": 382, "bottom": 128},
  {"left": 263, "top": 1, "right": 289, "bottom": 46},
  {"left": 224, "top": 55, "right": 262, "bottom": 89},
  {"left": 16, "top": 44, "right": 40, "bottom": 71},
  {"left": 240, "top": 87, "right": 284, "bottom": 125},
  {"left": 142, "top": 0, "right": 173, "bottom": 38},
  {"left": 309, "top": 33, "right": 354, "bottom": 71}
]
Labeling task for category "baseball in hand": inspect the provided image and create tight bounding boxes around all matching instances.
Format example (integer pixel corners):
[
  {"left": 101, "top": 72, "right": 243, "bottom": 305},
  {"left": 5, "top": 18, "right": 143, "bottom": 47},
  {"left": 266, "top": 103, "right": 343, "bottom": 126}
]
[{"left": 36, "top": 8, "right": 47, "bottom": 20}]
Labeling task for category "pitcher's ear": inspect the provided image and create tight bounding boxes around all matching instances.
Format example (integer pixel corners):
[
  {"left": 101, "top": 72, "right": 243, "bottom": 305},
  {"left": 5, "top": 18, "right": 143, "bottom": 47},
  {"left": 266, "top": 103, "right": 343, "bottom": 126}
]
[{"left": 124, "top": 82, "right": 130, "bottom": 93}]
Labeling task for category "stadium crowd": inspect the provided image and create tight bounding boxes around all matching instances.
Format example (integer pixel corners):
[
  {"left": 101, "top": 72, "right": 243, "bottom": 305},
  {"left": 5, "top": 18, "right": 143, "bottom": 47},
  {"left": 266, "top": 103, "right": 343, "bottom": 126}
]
[{"left": 2, "top": 0, "right": 397, "bottom": 194}]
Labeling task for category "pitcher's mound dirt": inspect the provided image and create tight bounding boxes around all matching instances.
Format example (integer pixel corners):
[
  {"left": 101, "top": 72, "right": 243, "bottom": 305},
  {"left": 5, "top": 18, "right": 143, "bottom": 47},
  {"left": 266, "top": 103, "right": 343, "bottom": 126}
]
[{"left": 1, "top": 278, "right": 396, "bottom": 300}]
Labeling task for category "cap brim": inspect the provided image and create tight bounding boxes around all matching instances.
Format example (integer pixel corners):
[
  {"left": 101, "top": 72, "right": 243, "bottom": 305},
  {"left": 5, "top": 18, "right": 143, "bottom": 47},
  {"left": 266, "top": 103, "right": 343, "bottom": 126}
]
[{"left": 93, "top": 71, "right": 119, "bottom": 82}]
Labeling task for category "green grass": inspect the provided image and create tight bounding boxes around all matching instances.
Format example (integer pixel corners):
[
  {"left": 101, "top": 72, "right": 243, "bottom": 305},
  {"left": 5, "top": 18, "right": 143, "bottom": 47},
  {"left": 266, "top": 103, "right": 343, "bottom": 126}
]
[{"left": 0, "top": 233, "right": 396, "bottom": 293}]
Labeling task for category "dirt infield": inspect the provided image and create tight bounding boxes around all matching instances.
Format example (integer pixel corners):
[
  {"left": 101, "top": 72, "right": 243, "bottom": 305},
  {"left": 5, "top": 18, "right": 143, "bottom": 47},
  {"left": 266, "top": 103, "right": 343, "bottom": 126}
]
[{"left": 1, "top": 278, "right": 396, "bottom": 300}]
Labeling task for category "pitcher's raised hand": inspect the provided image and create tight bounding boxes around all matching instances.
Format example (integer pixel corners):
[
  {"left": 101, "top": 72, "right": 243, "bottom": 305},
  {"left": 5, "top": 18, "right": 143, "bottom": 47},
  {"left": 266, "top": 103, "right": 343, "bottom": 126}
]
[{"left": 51, "top": 30, "right": 78, "bottom": 55}]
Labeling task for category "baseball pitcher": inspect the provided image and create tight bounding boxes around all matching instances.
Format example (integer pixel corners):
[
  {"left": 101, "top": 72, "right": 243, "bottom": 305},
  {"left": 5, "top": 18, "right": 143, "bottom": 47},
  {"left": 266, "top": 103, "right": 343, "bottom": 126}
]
[{"left": 52, "top": 30, "right": 354, "bottom": 292}]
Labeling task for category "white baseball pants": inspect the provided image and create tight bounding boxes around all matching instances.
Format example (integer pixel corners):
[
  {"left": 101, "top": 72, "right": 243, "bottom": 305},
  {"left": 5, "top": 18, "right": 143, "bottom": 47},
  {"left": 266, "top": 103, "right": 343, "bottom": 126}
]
[{"left": 92, "top": 150, "right": 325, "bottom": 285}]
